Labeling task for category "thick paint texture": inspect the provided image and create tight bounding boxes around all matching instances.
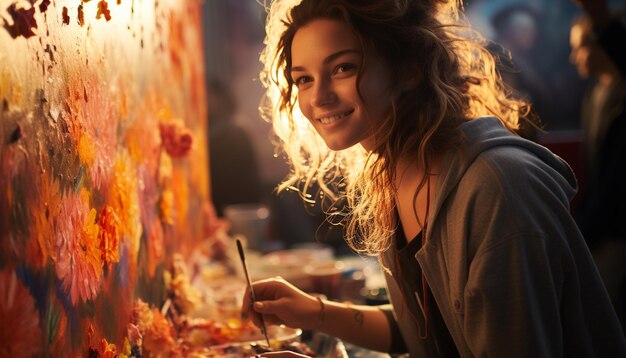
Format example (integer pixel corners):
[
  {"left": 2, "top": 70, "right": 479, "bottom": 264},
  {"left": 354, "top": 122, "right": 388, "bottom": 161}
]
[{"left": 0, "top": 0, "right": 209, "bottom": 354}]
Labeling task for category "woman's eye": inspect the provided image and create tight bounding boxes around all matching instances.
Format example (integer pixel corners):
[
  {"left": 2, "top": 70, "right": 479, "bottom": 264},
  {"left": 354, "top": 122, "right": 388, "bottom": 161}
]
[
  {"left": 335, "top": 63, "right": 356, "bottom": 74},
  {"left": 295, "top": 76, "right": 312, "bottom": 86}
]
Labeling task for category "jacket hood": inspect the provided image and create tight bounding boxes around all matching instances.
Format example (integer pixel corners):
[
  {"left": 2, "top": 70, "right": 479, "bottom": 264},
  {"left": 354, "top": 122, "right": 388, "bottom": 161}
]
[{"left": 430, "top": 117, "right": 578, "bottom": 225}]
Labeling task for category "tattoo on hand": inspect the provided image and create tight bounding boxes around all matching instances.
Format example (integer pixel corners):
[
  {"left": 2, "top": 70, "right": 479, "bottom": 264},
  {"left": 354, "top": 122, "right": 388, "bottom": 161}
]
[{"left": 353, "top": 309, "right": 364, "bottom": 326}]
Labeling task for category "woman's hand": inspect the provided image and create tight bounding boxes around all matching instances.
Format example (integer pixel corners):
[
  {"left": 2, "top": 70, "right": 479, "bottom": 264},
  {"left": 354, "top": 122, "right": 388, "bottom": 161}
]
[{"left": 241, "top": 277, "right": 320, "bottom": 330}]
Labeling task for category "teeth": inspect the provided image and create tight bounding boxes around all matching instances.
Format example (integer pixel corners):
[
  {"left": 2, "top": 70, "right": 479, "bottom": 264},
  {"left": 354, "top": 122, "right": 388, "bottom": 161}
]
[{"left": 319, "top": 110, "right": 351, "bottom": 124}]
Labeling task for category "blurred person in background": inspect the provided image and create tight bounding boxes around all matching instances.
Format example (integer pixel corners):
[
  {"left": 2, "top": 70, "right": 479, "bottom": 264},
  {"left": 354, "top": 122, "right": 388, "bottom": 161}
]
[
  {"left": 488, "top": 3, "right": 550, "bottom": 139},
  {"left": 207, "top": 77, "right": 263, "bottom": 216},
  {"left": 570, "top": 0, "right": 626, "bottom": 332}
]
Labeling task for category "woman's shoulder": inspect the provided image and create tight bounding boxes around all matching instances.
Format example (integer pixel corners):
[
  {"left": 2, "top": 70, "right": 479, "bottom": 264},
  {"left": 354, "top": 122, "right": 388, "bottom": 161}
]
[{"left": 450, "top": 142, "right": 573, "bottom": 208}]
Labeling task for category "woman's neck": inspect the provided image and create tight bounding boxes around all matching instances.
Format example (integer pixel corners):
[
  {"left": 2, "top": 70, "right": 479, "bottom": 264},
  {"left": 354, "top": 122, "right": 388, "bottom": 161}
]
[{"left": 393, "top": 155, "right": 441, "bottom": 242}]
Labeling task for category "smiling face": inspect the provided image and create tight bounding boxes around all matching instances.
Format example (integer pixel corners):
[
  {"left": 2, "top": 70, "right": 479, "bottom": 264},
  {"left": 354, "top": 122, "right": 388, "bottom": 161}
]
[{"left": 290, "top": 18, "right": 394, "bottom": 151}]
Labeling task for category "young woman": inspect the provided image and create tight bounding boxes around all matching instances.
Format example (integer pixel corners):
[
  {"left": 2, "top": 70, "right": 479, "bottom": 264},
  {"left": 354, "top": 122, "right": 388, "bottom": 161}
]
[{"left": 241, "top": 0, "right": 626, "bottom": 356}]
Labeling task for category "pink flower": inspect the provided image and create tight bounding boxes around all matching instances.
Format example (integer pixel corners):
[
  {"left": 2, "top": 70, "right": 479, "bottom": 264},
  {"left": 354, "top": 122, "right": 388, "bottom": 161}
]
[
  {"left": 55, "top": 189, "right": 103, "bottom": 305},
  {"left": 0, "top": 270, "right": 43, "bottom": 357},
  {"left": 66, "top": 77, "right": 118, "bottom": 191}
]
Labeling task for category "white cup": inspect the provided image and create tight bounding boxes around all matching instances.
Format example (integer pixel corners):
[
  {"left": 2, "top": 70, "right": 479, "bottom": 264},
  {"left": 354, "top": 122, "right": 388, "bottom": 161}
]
[{"left": 223, "top": 203, "right": 271, "bottom": 251}]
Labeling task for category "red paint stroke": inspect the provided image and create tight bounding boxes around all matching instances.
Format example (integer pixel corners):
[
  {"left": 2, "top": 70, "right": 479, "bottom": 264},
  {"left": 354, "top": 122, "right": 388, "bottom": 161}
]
[
  {"left": 77, "top": 4, "right": 85, "bottom": 26},
  {"left": 98, "top": 205, "right": 120, "bottom": 267},
  {"left": 2, "top": 3, "right": 37, "bottom": 38},
  {"left": 0, "top": 271, "right": 43, "bottom": 356},
  {"left": 159, "top": 120, "right": 194, "bottom": 158},
  {"left": 62, "top": 7, "right": 69, "bottom": 25},
  {"left": 39, "top": 0, "right": 51, "bottom": 13},
  {"left": 44, "top": 43, "right": 55, "bottom": 62},
  {"left": 96, "top": 0, "right": 111, "bottom": 21}
]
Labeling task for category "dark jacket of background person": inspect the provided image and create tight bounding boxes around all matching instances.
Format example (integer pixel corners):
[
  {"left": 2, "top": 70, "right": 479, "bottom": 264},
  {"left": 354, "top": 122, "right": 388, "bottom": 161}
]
[
  {"left": 597, "top": 17, "right": 626, "bottom": 76},
  {"left": 572, "top": 10, "right": 626, "bottom": 333},
  {"left": 574, "top": 15, "right": 626, "bottom": 247},
  {"left": 576, "top": 77, "right": 626, "bottom": 247}
]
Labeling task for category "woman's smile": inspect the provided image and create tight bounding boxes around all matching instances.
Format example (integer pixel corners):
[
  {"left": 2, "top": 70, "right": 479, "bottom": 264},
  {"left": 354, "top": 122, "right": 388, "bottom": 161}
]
[
  {"left": 317, "top": 109, "right": 355, "bottom": 125},
  {"left": 290, "top": 18, "right": 393, "bottom": 151}
]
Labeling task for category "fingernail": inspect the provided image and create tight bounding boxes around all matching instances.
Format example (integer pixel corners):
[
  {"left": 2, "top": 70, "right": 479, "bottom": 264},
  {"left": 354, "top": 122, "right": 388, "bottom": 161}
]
[{"left": 254, "top": 301, "right": 264, "bottom": 309}]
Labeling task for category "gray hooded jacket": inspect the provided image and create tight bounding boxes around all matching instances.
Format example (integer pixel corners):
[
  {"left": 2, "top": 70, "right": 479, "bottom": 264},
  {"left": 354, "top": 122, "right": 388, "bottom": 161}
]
[{"left": 381, "top": 117, "right": 626, "bottom": 357}]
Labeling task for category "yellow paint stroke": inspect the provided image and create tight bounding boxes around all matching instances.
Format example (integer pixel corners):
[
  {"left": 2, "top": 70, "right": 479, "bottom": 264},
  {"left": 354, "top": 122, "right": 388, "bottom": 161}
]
[
  {"left": 109, "top": 150, "right": 141, "bottom": 262},
  {"left": 78, "top": 133, "right": 96, "bottom": 166},
  {"left": 159, "top": 189, "right": 174, "bottom": 225}
]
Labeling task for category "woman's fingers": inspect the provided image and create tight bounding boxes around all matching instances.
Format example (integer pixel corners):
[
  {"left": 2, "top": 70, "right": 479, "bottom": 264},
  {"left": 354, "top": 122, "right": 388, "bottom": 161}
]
[
  {"left": 252, "top": 299, "right": 289, "bottom": 326},
  {"left": 254, "top": 297, "right": 292, "bottom": 315},
  {"left": 242, "top": 279, "right": 279, "bottom": 321}
]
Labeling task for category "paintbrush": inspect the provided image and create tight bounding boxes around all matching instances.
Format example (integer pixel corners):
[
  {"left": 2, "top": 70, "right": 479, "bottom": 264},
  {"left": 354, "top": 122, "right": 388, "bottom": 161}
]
[{"left": 236, "top": 238, "right": 271, "bottom": 347}]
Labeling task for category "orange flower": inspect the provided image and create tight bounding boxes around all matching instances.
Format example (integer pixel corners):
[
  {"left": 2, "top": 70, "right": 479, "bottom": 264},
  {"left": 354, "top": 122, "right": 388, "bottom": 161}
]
[
  {"left": 26, "top": 174, "right": 61, "bottom": 269},
  {"left": 0, "top": 270, "right": 43, "bottom": 356},
  {"left": 55, "top": 189, "right": 103, "bottom": 305},
  {"left": 98, "top": 338, "right": 116, "bottom": 358},
  {"left": 98, "top": 205, "right": 121, "bottom": 266},
  {"left": 131, "top": 299, "right": 175, "bottom": 355},
  {"left": 143, "top": 308, "right": 176, "bottom": 355}
]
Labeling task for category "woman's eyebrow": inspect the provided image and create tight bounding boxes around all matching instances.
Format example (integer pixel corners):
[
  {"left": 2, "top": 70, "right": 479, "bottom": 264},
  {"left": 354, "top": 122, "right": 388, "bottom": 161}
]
[{"left": 291, "top": 48, "right": 361, "bottom": 73}]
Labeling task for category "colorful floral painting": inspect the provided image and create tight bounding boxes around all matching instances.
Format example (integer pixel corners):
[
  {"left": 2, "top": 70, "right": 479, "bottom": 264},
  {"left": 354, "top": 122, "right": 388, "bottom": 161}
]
[{"left": 0, "top": 0, "right": 209, "bottom": 354}]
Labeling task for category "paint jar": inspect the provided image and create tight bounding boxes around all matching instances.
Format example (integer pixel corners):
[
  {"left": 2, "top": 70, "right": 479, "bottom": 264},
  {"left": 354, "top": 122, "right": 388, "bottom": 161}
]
[{"left": 224, "top": 203, "right": 271, "bottom": 252}]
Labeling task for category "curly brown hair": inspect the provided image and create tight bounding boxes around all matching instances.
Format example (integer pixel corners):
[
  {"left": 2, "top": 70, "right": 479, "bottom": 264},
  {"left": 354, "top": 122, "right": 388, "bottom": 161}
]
[{"left": 259, "top": 0, "right": 532, "bottom": 256}]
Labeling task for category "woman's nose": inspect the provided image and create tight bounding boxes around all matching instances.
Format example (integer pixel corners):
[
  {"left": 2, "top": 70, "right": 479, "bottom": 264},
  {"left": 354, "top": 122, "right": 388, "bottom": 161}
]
[{"left": 312, "top": 78, "right": 337, "bottom": 107}]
